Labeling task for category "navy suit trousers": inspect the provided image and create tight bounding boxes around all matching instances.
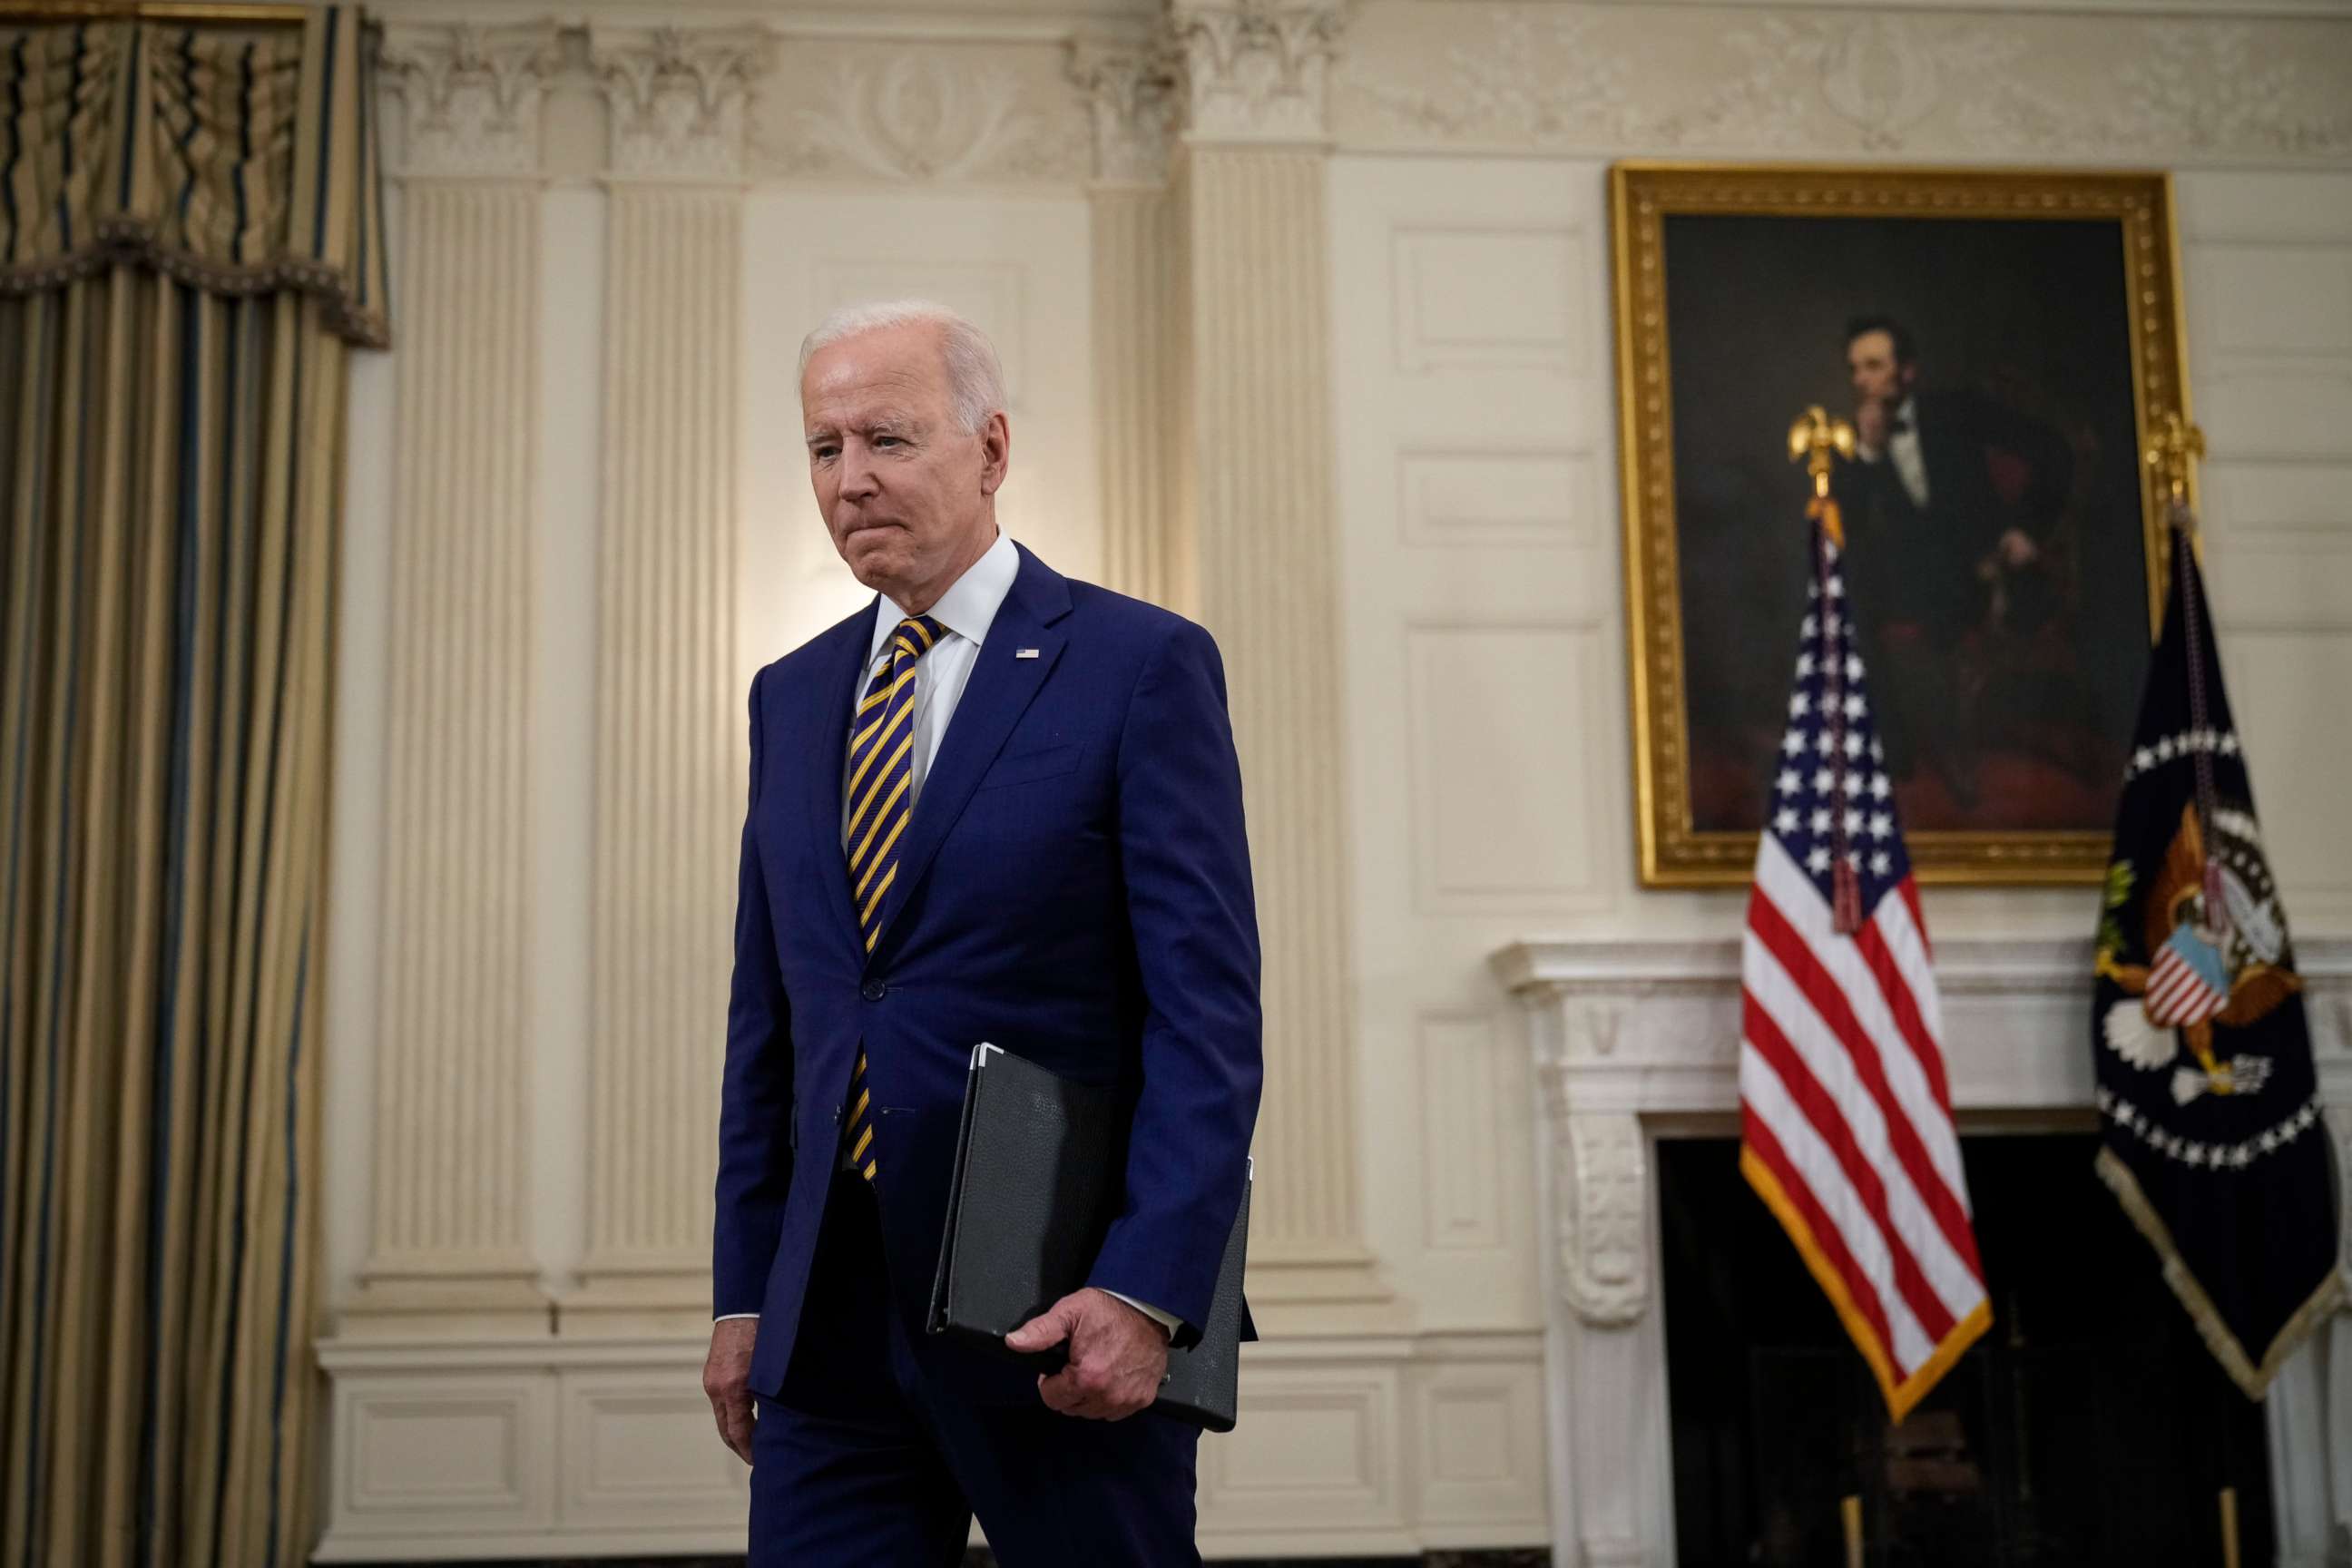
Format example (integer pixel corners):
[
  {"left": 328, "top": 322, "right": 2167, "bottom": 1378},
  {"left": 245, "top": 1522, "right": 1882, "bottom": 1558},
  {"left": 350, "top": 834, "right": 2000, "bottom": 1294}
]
[{"left": 750, "top": 1174, "right": 1201, "bottom": 1568}]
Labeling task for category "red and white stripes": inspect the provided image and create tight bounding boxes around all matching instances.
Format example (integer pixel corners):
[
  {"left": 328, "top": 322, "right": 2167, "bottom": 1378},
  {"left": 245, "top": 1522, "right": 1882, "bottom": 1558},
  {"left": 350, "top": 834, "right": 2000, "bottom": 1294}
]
[{"left": 1740, "top": 835, "right": 1991, "bottom": 1419}]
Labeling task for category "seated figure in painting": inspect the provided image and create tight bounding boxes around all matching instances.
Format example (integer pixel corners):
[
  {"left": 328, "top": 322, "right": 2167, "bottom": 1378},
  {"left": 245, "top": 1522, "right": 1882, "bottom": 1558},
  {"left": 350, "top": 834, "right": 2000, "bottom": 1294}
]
[{"left": 1830, "top": 313, "right": 2077, "bottom": 815}]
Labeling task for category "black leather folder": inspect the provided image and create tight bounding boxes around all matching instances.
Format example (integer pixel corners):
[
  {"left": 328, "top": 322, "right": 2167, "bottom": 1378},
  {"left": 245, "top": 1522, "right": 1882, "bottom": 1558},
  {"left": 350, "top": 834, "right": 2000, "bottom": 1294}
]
[{"left": 926, "top": 1043, "right": 1252, "bottom": 1432}]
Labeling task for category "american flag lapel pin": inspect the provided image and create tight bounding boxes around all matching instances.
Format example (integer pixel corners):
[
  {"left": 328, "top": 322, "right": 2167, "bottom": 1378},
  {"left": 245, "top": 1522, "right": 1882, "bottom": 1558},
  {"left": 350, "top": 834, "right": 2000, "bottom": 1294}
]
[{"left": 1015, "top": 647, "right": 1040, "bottom": 660}]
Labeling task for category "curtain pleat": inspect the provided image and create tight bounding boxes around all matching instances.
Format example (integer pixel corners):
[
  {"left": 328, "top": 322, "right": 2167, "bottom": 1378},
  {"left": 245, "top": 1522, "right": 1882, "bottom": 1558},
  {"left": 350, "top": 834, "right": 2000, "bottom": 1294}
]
[{"left": 0, "top": 9, "right": 375, "bottom": 1564}]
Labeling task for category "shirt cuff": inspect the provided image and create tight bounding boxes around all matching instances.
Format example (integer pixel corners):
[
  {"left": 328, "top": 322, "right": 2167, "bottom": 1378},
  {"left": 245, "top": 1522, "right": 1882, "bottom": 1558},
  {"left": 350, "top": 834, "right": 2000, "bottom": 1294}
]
[
  {"left": 713, "top": 1312, "right": 760, "bottom": 1322},
  {"left": 1102, "top": 1290, "right": 1178, "bottom": 1340}
]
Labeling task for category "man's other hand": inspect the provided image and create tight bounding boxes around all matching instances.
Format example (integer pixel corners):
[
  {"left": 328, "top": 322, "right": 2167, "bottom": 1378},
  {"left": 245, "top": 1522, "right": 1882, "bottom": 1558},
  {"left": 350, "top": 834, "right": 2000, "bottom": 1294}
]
[
  {"left": 1854, "top": 396, "right": 1890, "bottom": 454},
  {"left": 1005, "top": 1287, "right": 1170, "bottom": 1421},
  {"left": 703, "top": 1318, "right": 760, "bottom": 1464}
]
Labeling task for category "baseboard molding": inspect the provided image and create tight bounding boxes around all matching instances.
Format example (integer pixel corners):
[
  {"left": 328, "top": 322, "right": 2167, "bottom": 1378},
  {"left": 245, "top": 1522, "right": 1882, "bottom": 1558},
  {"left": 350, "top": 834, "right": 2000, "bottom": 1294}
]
[{"left": 311, "top": 1331, "right": 1550, "bottom": 1562}]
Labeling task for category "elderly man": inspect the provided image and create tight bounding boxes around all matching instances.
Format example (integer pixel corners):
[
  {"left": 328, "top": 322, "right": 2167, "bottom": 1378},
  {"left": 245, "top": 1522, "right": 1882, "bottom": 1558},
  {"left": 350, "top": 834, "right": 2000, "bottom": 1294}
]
[{"left": 701, "top": 300, "right": 1261, "bottom": 1566}]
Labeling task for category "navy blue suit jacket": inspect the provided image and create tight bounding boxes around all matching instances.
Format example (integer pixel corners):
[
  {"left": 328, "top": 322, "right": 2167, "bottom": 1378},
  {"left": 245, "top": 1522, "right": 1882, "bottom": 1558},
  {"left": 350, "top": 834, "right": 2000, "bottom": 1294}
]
[{"left": 715, "top": 544, "right": 1263, "bottom": 1400}]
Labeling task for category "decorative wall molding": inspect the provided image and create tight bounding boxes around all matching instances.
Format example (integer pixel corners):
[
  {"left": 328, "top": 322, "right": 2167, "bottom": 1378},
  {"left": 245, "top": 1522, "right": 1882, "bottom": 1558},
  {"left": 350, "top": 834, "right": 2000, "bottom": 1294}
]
[
  {"left": 590, "top": 25, "right": 773, "bottom": 181},
  {"left": 1069, "top": 38, "right": 1179, "bottom": 186},
  {"left": 377, "top": 21, "right": 564, "bottom": 180},
  {"left": 750, "top": 42, "right": 1091, "bottom": 185},
  {"left": 1170, "top": 0, "right": 1347, "bottom": 145},
  {"left": 1337, "top": 2, "right": 2352, "bottom": 164}
]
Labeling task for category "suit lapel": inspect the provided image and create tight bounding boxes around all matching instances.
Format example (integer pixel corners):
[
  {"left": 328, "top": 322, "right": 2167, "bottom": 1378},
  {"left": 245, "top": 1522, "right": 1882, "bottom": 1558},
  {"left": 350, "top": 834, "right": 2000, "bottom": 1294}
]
[
  {"left": 866, "top": 546, "right": 1071, "bottom": 963},
  {"left": 805, "top": 602, "right": 879, "bottom": 963}
]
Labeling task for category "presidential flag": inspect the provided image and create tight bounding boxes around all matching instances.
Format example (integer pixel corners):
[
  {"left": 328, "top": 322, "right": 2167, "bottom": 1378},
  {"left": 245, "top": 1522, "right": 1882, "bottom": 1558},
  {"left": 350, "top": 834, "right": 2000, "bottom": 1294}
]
[
  {"left": 1740, "top": 511, "right": 1992, "bottom": 1424},
  {"left": 2092, "top": 509, "right": 2343, "bottom": 1398}
]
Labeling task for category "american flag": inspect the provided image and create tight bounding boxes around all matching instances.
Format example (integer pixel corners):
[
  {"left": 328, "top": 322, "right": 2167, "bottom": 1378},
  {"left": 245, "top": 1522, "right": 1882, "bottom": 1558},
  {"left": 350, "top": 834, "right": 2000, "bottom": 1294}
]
[{"left": 1740, "top": 518, "right": 1992, "bottom": 1423}]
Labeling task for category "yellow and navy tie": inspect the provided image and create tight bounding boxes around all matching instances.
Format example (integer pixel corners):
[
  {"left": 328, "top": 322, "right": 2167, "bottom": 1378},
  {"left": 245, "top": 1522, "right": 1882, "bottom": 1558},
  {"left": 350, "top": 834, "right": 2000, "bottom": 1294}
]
[{"left": 841, "top": 613, "right": 945, "bottom": 1181}]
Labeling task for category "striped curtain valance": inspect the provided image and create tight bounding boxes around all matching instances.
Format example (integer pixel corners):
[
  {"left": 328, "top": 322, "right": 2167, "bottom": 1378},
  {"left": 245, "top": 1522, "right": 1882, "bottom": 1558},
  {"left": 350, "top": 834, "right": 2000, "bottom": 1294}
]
[{"left": 0, "top": 7, "right": 387, "bottom": 347}]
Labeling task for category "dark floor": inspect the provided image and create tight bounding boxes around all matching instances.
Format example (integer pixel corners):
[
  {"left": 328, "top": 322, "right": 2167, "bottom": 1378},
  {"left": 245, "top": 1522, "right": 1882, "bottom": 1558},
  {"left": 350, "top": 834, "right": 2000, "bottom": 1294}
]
[{"left": 352, "top": 1553, "right": 1550, "bottom": 1567}]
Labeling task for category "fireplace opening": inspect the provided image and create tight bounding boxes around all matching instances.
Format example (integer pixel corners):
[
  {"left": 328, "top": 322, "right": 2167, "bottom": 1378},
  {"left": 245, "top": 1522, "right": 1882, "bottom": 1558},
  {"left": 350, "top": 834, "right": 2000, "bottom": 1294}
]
[{"left": 1659, "top": 1132, "right": 2275, "bottom": 1566}]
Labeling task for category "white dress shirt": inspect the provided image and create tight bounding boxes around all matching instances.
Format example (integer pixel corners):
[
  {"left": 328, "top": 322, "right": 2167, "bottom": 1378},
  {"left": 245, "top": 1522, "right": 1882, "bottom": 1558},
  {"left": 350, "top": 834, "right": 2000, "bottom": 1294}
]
[
  {"left": 1860, "top": 393, "right": 1932, "bottom": 509},
  {"left": 722, "top": 530, "right": 1177, "bottom": 1341}
]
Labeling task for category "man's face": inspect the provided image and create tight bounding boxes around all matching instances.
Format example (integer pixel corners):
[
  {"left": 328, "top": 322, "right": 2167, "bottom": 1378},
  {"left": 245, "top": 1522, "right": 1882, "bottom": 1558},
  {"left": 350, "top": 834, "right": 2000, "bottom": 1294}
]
[
  {"left": 1847, "top": 329, "right": 1913, "bottom": 405},
  {"left": 801, "top": 321, "right": 1005, "bottom": 603}
]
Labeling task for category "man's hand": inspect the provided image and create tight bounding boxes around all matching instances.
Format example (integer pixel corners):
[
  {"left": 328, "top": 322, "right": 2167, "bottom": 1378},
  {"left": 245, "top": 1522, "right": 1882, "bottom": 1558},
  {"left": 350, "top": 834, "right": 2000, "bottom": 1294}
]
[
  {"left": 1854, "top": 395, "right": 1891, "bottom": 454},
  {"left": 1996, "top": 526, "right": 2039, "bottom": 568},
  {"left": 703, "top": 1318, "right": 760, "bottom": 1465},
  {"left": 1005, "top": 1287, "right": 1170, "bottom": 1421}
]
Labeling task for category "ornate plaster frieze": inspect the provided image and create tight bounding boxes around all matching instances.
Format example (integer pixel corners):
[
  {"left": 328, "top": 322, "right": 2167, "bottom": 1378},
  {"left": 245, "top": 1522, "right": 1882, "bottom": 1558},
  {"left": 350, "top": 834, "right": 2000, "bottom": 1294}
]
[
  {"left": 1168, "top": 0, "right": 1346, "bottom": 146},
  {"left": 590, "top": 24, "right": 773, "bottom": 181},
  {"left": 1338, "top": 3, "right": 2352, "bottom": 165},
  {"left": 752, "top": 42, "right": 1090, "bottom": 186},
  {"left": 1069, "top": 39, "right": 1178, "bottom": 186},
  {"left": 377, "top": 21, "right": 563, "bottom": 179}
]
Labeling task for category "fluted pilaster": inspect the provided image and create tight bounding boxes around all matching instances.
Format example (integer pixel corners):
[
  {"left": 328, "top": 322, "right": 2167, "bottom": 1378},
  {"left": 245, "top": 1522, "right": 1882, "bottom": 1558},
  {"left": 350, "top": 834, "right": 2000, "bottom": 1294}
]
[
  {"left": 348, "top": 24, "right": 562, "bottom": 1335},
  {"left": 1071, "top": 42, "right": 1181, "bottom": 605},
  {"left": 564, "top": 27, "right": 764, "bottom": 1333},
  {"left": 1164, "top": 0, "right": 1383, "bottom": 1310}
]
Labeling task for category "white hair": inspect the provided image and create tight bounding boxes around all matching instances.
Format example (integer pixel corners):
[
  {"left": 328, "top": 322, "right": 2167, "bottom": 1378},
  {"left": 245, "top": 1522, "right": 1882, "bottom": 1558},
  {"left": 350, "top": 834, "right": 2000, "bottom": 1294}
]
[{"left": 798, "top": 299, "right": 1007, "bottom": 435}]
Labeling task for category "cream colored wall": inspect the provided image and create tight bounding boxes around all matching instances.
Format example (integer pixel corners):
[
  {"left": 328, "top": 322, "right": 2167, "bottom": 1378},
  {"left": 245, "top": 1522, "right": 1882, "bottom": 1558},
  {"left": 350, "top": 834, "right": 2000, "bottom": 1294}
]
[{"left": 318, "top": 0, "right": 2352, "bottom": 1560}]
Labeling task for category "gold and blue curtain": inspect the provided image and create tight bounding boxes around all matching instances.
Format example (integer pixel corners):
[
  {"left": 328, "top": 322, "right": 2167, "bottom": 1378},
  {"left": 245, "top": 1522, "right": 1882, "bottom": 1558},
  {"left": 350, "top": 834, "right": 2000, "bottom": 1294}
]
[{"left": 0, "top": 8, "right": 385, "bottom": 1565}]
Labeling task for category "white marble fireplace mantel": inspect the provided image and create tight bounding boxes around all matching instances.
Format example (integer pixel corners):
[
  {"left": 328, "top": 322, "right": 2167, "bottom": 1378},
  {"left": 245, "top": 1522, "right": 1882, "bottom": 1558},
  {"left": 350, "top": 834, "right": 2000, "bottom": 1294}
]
[{"left": 1492, "top": 935, "right": 2352, "bottom": 1568}]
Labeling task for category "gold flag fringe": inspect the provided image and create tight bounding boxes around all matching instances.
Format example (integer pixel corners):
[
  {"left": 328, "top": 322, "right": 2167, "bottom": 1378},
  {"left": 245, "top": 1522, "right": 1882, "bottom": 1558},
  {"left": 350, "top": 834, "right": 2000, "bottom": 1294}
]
[{"left": 2095, "top": 1145, "right": 2347, "bottom": 1400}]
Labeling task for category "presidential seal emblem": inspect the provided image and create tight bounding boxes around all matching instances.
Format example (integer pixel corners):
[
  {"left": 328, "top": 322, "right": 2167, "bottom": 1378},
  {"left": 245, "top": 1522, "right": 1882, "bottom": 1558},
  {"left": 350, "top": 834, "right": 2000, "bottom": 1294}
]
[{"left": 2098, "top": 802, "right": 2300, "bottom": 1106}]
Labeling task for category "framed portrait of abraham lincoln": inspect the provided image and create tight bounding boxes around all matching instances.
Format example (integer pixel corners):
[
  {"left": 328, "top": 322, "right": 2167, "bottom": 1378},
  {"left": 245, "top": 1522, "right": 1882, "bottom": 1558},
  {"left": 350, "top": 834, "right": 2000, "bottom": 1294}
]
[{"left": 1613, "top": 162, "right": 2189, "bottom": 886}]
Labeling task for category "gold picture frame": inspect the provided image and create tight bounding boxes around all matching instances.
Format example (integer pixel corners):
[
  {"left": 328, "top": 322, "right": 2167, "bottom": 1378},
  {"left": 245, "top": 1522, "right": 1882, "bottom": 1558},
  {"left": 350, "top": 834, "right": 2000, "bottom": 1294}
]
[{"left": 1613, "top": 162, "right": 2189, "bottom": 887}]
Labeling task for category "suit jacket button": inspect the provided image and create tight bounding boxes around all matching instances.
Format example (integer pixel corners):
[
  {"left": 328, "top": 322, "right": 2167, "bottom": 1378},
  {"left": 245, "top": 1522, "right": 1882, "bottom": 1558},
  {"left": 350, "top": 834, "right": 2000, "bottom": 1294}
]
[{"left": 861, "top": 979, "right": 887, "bottom": 1002}]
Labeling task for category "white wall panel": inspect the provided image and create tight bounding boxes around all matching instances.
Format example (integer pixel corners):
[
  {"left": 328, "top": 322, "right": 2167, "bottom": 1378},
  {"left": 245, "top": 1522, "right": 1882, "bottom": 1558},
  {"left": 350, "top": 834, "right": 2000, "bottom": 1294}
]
[
  {"left": 1406, "top": 624, "right": 1604, "bottom": 908},
  {"left": 1391, "top": 225, "right": 1589, "bottom": 373},
  {"left": 1397, "top": 448, "right": 1600, "bottom": 548},
  {"left": 2179, "top": 171, "right": 2352, "bottom": 928},
  {"left": 1418, "top": 1013, "right": 1508, "bottom": 1251}
]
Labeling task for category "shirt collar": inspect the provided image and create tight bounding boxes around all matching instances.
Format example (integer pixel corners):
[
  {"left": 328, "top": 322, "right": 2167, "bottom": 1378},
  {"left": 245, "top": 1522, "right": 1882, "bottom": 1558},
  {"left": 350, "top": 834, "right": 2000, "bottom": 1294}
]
[
  {"left": 1895, "top": 393, "right": 1919, "bottom": 426},
  {"left": 868, "top": 529, "right": 1019, "bottom": 660}
]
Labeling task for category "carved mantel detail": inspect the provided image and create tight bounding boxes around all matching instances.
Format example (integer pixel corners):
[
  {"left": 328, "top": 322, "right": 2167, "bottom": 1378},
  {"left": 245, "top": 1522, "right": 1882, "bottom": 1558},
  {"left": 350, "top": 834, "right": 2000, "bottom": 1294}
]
[
  {"left": 377, "top": 22, "right": 563, "bottom": 180},
  {"left": 590, "top": 24, "right": 773, "bottom": 181},
  {"left": 1553, "top": 1110, "right": 1648, "bottom": 1327},
  {"left": 1068, "top": 40, "right": 1178, "bottom": 187},
  {"left": 1167, "top": 0, "right": 1345, "bottom": 145}
]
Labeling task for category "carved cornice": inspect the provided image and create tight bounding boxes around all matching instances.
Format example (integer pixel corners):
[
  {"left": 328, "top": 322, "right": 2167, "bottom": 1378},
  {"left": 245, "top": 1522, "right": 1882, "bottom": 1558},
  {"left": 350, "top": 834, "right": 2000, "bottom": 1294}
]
[
  {"left": 1338, "top": 2, "right": 2352, "bottom": 165},
  {"left": 377, "top": 22, "right": 564, "bottom": 180},
  {"left": 1068, "top": 39, "right": 1178, "bottom": 187},
  {"left": 590, "top": 24, "right": 773, "bottom": 181},
  {"left": 1167, "top": 0, "right": 1345, "bottom": 146}
]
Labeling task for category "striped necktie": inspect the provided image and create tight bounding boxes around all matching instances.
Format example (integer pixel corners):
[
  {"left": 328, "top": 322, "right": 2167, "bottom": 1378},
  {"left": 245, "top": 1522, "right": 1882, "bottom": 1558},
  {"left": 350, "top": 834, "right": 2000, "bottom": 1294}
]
[{"left": 841, "top": 612, "right": 945, "bottom": 1181}]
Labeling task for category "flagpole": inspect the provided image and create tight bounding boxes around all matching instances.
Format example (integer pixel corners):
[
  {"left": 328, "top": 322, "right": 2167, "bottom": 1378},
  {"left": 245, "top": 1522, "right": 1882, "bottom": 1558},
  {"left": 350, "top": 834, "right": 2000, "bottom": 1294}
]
[
  {"left": 1840, "top": 1494, "right": 1865, "bottom": 1568},
  {"left": 2143, "top": 414, "right": 2232, "bottom": 936},
  {"left": 2218, "top": 1486, "right": 2240, "bottom": 1568},
  {"left": 1788, "top": 407, "right": 1863, "bottom": 927}
]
